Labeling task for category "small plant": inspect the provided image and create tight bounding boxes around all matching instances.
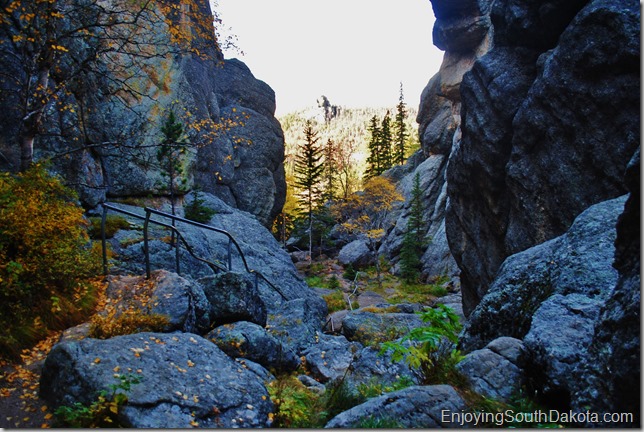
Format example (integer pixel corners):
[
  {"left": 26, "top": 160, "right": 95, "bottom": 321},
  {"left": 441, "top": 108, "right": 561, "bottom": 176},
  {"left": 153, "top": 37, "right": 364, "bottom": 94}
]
[
  {"left": 356, "top": 375, "right": 414, "bottom": 399},
  {"left": 380, "top": 304, "right": 463, "bottom": 385},
  {"left": 54, "top": 374, "right": 141, "bottom": 427},
  {"left": 305, "top": 275, "right": 324, "bottom": 288},
  {"left": 267, "top": 374, "right": 320, "bottom": 428},
  {"left": 428, "top": 284, "right": 449, "bottom": 297},
  {"left": 88, "top": 215, "right": 132, "bottom": 239},
  {"left": 183, "top": 189, "right": 216, "bottom": 224},
  {"left": 320, "top": 378, "right": 366, "bottom": 423},
  {"left": 355, "top": 416, "right": 404, "bottom": 428},
  {"left": 89, "top": 308, "right": 170, "bottom": 339},
  {"left": 343, "top": 264, "right": 357, "bottom": 281},
  {"left": 327, "top": 275, "right": 340, "bottom": 290},
  {"left": 323, "top": 290, "right": 347, "bottom": 313}
]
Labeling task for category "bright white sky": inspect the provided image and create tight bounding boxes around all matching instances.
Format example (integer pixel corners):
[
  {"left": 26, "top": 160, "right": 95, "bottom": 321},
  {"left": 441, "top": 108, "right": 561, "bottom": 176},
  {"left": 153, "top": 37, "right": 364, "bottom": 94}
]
[{"left": 213, "top": 0, "right": 444, "bottom": 115}]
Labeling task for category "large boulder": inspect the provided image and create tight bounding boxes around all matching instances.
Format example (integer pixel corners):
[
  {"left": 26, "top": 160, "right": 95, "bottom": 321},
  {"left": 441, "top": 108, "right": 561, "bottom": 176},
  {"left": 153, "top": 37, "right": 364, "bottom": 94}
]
[
  {"left": 446, "top": 0, "right": 640, "bottom": 315},
  {"left": 457, "top": 337, "right": 525, "bottom": 402},
  {"left": 267, "top": 298, "right": 327, "bottom": 355},
  {"left": 303, "top": 334, "right": 362, "bottom": 383},
  {"left": 341, "top": 308, "right": 424, "bottom": 346},
  {"left": 199, "top": 272, "right": 267, "bottom": 327},
  {"left": 523, "top": 294, "right": 604, "bottom": 408},
  {"left": 337, "top": 239, "right": 372, "bottom": 269},
  {"left": 324, "top": 385, "right": 467, "bottom": 428},
  {"left": 460, "top": 195, "right": 625, "bottom": 351},
  {"left": 40, "top": 332, "right": 274, "bottom": 428},
  {"left": 104, "top": 270, "right": 210, "bottom": 334},
  {"left": 207, "top": 321, "right": 300, "bottom": 372}
]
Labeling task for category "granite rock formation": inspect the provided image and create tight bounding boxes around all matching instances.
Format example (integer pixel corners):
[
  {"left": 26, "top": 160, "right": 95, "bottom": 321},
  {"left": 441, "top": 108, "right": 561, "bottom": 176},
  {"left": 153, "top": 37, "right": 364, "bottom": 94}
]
[{"left": 445, "top": 0, "right": 640, "bottom": 314}]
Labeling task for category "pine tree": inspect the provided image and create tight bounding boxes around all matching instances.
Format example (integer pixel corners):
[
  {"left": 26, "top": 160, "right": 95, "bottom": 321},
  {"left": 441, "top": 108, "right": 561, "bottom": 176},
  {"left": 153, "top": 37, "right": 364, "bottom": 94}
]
[
  {"left": 322, "top": 138, "right": 338, "bottom": 202},
  {"left": 364, "top": 115, "right": 381, "bottom": 180},
  {"left": 400, "top": 173, "right": 426, "bottom": 283},
  {"left": 294, "top": 120, "right": 324, "bottom": 261},
  {"left": 157, "top": 111, "right": 188, "bottom": 219},
  {"left": 365, "top": 112, "right": 395, "bottom": 181},
  {"left": 394, "top": 83, "right": 408, "bottom": 165},
  {"left": 380, "top": 111, "right": 393, "bottom": 170}
]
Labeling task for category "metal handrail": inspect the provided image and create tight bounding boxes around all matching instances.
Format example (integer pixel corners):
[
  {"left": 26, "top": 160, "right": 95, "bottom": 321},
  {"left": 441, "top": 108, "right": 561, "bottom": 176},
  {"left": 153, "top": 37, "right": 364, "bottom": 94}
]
[{"left": 100, "top": 203, "right": 287, "bottom": 300}]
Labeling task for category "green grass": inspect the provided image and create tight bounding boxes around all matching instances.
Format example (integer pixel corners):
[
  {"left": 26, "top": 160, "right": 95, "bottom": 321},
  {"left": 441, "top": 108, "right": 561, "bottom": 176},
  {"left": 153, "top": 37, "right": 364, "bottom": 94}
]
[{"left": 323, "top": 290, "right": 347, "bottom": 313}]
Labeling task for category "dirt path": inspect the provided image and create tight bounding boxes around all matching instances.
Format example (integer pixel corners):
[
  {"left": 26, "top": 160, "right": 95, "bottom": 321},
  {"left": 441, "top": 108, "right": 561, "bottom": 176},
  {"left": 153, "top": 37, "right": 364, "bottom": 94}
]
[{"left": 0, "top": 333, "right": 61, "bottom": 428}]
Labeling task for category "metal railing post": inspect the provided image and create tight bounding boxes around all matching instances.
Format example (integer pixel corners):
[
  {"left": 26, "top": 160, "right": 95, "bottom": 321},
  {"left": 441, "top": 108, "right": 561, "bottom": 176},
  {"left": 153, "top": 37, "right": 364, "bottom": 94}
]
[
  {"left": 227, "top": 238, "right": 233, "bottom": 271},
  {"left": 101, "top": 205, "right": 108, "bottom": 275},
  {"left": 175, "top": 236, "right": 181, "bottom": 275},
  {"left": 144, "top": 208, "right": 151, "bottom": 279}
]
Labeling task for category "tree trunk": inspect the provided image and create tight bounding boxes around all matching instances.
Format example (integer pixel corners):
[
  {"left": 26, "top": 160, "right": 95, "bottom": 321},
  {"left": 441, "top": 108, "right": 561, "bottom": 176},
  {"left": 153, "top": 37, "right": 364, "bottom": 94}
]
[{"left": 19, "top": 134, "right": 35, "bottom": 172}]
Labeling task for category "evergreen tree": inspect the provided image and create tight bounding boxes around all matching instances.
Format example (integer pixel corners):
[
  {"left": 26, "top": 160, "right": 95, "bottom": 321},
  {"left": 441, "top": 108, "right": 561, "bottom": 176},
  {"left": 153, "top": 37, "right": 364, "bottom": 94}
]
[
  {"left": 157, "top": 110, "right": 188, "bottom": 219},
  {"left": 380, "top": 111, "right": 393, "bottom": 170},
  {"left": 400, "top": 173, "right": 426, "bottom": 283},
  {"left": 322, "top": 138, "right": 338, "bottom": 202},
  {"left": 394, "top": 83, "right": 408, "bottom": 165},
  {"left": 364, "top": 115, "right": 381, "bottom": 180},
  {"left": 294, "top": 120, "right": 324, "bottom": 261},
  {"left": 364, "top": 112, "right": 394, "bottom": 181}
]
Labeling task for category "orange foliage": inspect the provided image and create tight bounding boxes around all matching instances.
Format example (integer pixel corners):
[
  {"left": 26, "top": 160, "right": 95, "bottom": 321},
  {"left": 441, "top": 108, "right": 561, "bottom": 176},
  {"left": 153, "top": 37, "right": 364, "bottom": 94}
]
[{"left": 0, "top": 165, "right": 102, "bottom": 360}]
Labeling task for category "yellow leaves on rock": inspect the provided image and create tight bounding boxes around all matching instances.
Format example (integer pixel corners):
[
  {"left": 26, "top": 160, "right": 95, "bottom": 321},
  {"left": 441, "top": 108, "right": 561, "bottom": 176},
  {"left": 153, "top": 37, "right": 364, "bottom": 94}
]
[{"left": 93, "top": 357, "right": 101, "bottom": 364}]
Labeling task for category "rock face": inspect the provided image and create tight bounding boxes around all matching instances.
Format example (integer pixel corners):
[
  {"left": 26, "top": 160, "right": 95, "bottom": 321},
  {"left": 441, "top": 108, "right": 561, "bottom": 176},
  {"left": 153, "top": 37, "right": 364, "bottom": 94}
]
[
  {"left": 0, "top": 2, "right": 285, "bottom": 226},
  {"left": 459, "top": 195, "right": 639, "bottom": 420},
  {"left": 40, "top": 332, "right": 274, "bottom": 428},
  {"left": 445, "top": 0, "right": 640, "bottom": 314},
  {"left": 571, "top": 149, "right": 641, "bottom": 426}
]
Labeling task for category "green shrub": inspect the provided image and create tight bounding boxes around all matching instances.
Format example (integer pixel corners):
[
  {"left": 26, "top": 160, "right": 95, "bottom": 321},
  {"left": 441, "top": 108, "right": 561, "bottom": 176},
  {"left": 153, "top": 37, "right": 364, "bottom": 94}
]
[
  {"left": 321, "top": 378, "right": 366, "bottom": 423},
  {"left": 428, "top": 284, "right": 449, "bottom": 297},
  {"left": 54, "top": 374, "right": 141, "bottom": 427},
  {"left": 380, "top": 304, "right": 463, "bottom": 385},
  {"left": 183, "top": 190, "right": 216, "bottom": 224},
  {"left": 327, "top": 275, "right": 340, "bottom": 290},
  {"left": 342, "top": 264, "right": 357, "bottom": 281},
  {"left": 305, "top": 275, "right": 323, "bottom": 287},
  {"left": 356, "top": 375, "right": 414, "bottom": 399},
  {"left": 0, "top": 166, "right": 102, "bottom": 360},
  {"left": 267, "top": 374, "right": 320, "bottom": 427},
  {"left": 88, "top": 215, "right": 131, "bottom": 239},
  {"left": 322, "top": 290, "right": 346, "bottom": 313}
]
